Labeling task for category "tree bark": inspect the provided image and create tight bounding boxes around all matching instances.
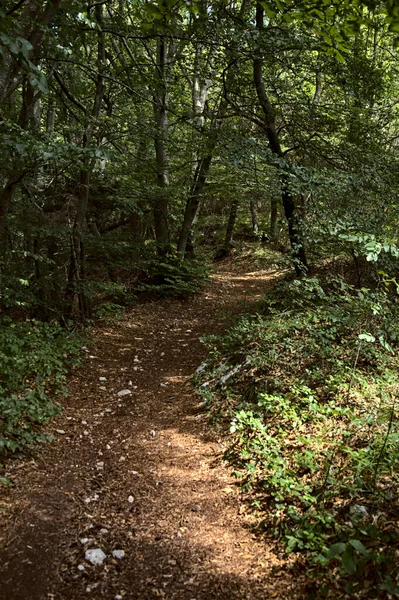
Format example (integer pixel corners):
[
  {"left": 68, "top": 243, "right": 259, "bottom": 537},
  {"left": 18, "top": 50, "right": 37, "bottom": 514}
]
[
  {"left": 64, "top": 3, "right": 105, "bottom": 320},
  {"left": 249, "top": 198, "right": 259, "bottom": 235},
  {"left": 0, "top": 0, "right": 62, "bottom": 107},
  {"left": 177, "top": 99, "right": 226, "bottom": 256},
  {"left": 253, "top": 3, "right": 307, "bottom": 274},
  {"left": 177, "top": 155, "right": 212, "bottom": 255},
  {"left": 270, "top": 196, "right": 278, "bottom": 241},
  {"left": 153, "top": 34, "right": 172, "bottom": 258},
  {"left": 0, "top": 183, "right": 14, "bottom": 298},
  {"left": 224, "top": 199, "right": 239, "bottom": 249}
]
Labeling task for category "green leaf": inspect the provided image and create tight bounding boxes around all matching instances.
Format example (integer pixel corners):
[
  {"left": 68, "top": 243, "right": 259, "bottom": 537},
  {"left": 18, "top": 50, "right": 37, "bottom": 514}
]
[
  {"left": 262, "top": 2, "right": 277, "bottom": 19},
  {"left": 326, "top": 542, "right": 346, "bottom": 559},
  {"left": 358, "top": 333, "right": 375, "bottom": 343},
  {"left": 146, "top": 4, "right": 163, "bottom": 19},
  {"left": 341, "top": 548, "right": 357, "bottom": 574},
  {"left": 348, "top": 539, "right": 367, "bottom": 555}
]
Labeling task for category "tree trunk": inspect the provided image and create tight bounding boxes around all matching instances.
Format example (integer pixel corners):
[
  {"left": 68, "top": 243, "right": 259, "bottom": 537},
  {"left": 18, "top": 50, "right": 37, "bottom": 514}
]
[
  {"left": 253, "top": 3, "right": 307, "bottom": 274},
  {"left": 224, "top": 199, "right": 239, "bottom": 250},
  {"left": 64, "top": 4, "right": 105, "bottom": 320},
  {"left": 185, "top": 209, "right": 199, "bottom": 259},
  {"left": 178, "top": 42, "right": 212, "bottom": 259},
  {"left": 0, "top": 183, "right": 14, "bottom": 298},
  {"left": 153, "top": 34, "right": 171, "bottom": 258},
  {"left": 177, "top": 155, "right": 212, "bottom": 254},
  {"left": 177, "top": 100, "right": 226, "bottom": 256},
  {"left": 249, "top": 198, "right": 259, "bottom": 234},
  {"left": 0, "top": 0, "right": 62, "bottom": 107},
  {"left": 270, "top": 196, "right": 278, "bottom": 241}
]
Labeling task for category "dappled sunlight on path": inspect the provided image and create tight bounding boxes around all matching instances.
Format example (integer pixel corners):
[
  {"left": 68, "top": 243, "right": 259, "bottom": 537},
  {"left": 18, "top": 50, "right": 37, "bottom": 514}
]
[{"left": 0, "top": 258, "right": 304, "bottom": 600}]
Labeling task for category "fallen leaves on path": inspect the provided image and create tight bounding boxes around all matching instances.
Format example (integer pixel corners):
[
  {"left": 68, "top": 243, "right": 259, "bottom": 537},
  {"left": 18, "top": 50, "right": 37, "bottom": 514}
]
[{"left": 0, "top": 258, "right": 305, "bottom": 600}]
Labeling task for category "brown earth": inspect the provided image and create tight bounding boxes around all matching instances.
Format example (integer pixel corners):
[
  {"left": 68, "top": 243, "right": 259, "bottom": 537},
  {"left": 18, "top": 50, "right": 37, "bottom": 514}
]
[{"left": 0, "top": 256, "right": 306, "bottom": 600}]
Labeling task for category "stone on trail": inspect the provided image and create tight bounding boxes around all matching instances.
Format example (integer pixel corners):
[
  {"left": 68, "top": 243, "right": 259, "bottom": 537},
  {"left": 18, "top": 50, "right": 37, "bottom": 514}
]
[
  {"left": 112, "top": 549, "right": 125, "bottom": 559},
  {"left": 117, "top": 389, "right": 132, "bottom": 397},
  {"left": 349, "top": 504, "right": 369, "bottom": 520},
  {"left": 99, "top": 377, "right": 107, "bottom": 381},
  {"left": 85, "top": 548, "right": 107, "bottom": 566}
]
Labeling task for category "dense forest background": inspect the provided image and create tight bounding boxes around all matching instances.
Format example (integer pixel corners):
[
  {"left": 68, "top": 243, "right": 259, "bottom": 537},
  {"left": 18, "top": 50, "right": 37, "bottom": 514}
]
[
  {"left": 2, "top": 0, "right": 399, "bottom": 596},
  {"left": 3, "top": 0, "right": 399, "bottom": 321}
]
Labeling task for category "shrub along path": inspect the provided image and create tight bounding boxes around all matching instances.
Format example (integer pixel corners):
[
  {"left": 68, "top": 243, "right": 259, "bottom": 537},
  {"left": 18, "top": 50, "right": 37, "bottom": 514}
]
[{"left": 0, "top": 254, "right": 304, "bottom": 600}]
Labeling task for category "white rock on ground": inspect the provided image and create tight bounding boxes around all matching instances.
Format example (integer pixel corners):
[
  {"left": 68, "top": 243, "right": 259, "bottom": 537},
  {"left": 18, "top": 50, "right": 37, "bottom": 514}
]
[
  {"left": 85, "top": 548, "right": 107, "bottom": 566},
  {"left": 117, "top": 389, "right": 132, "bottom": 397},
  {"left": 350, "top": 504, "right": 369, "bottom": 520},
  {"left": 112, "top": 550, "right": 125, "bottom": 559}
]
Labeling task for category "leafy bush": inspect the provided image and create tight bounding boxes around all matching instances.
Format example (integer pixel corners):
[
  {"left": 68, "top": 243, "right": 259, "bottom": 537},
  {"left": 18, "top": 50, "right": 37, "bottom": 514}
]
[
  {"left": 139, "top": 255, "right": 211, "bottom": 298},
  {"left": 197, "top": 276, "right": 399, "bottom": 596},
  {"left": 0, "top": 318, "right": 83, "bottom": 453}
]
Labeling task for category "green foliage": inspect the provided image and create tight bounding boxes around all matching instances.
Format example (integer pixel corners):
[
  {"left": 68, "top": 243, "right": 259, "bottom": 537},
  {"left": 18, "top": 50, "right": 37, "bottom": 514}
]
[
  {"left": 261, "top": 0, "right": 399, "bottom": 56},
  {"left": 197, "top": 275, "right": 399, "bottom": 595},
  {"left": 0, "top": 319, "right": 83, "bottom": 454},
  {"left": 139, "top": 255, "right": 211, "bottom": 298}
]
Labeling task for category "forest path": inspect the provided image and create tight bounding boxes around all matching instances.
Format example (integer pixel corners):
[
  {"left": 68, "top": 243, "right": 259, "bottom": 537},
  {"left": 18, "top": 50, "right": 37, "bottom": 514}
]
[{"left": 0, "top": 256, "right": 301, "bottom": 600}]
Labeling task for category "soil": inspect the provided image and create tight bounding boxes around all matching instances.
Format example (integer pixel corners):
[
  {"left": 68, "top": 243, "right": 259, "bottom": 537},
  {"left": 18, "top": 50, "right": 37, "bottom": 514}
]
[{"left": 0, "top": 256, "right": 306, "bottom": 600}]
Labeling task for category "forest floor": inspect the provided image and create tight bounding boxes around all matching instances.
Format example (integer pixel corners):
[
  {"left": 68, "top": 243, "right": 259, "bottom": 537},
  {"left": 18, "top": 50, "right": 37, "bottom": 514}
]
[{"left": 0, "top": 251, "right": 307, "bottom": 600}]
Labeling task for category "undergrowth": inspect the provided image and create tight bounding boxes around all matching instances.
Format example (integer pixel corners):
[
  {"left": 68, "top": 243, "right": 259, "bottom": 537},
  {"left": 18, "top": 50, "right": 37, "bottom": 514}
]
[
  {"left": 0, "top": 318, "right": 83, "bottom": 455},
  {"left": 138, "top": 255, "right": 211, "bottom": 298},
  {"left": 196, "top": 275, "right": 399, "bottom": 598}
]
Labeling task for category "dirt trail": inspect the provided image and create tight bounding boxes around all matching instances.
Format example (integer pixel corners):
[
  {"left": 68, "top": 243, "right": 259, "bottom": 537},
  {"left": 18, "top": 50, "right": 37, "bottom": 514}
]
[{"left": 0, "top": 259, "right": 302, "bottom": 600}]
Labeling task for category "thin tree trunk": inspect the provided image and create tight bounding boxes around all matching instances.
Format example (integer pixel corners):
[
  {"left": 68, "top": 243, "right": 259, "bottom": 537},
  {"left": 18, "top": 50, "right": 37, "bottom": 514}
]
[
  {"left": 177, "top": 100, "right": 226, "bottom": 256},
  {"left": 313, "top": 57, "right": 323, "bottom": 110},
  {"left": 185, "top": 210, "right": 199, "bottom": 259},
  {"left": 224, "top": 199, "right": 239, "bottom": 249},
  {"left": 46, "top": 98, "right": 55, "bottom": 134},
  {"left": 180, "top": 42, "right": 212, "bottom": 258},
  {"left": 64, "top": 3, "right": 105, "bottom": 320},
  {"left": 0, "top": 184, "right": 14, "bottom": 298},
  {"left": 177, "top": 155, "right": 212, "bottom": 255},
  {"left": 270, "top": 197, "right": 278, "bottom": 241},
  {"left": 153, "top": 34, "right": 171, "bottom": 258},
  {"left": 249, "top": 198, "right": 259, "bottom": 234},
  {"left": 253, "top": 3, "right": 307, "bottom": 274},
  {"left": 0, "top": 0, "right": 62, "bottom": 107}
]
